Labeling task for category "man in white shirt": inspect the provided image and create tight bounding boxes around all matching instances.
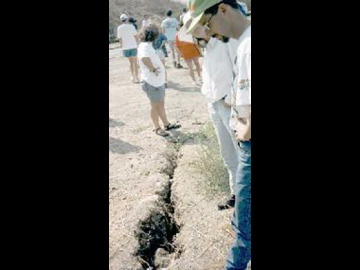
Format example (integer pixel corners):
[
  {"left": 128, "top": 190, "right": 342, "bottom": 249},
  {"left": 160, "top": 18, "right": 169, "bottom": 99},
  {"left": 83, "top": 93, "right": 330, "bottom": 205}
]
[
  {"left": 161, "top": 9, "right": 183, "bottom": 68},
  {"left": 187, "top": 0, "right": 251, "bottom": 269},
  {"left": 190, "top": 23, "right": 239, "bottom": 210},
  {"left": 117, "top": 14, "right": 140, "bottom": 83}
]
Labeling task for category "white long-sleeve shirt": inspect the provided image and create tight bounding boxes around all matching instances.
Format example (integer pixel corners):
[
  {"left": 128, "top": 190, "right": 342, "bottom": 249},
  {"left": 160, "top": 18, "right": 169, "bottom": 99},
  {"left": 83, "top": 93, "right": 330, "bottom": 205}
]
[{"left": 201, "top": 38, "right": 234, "bottom": 104}]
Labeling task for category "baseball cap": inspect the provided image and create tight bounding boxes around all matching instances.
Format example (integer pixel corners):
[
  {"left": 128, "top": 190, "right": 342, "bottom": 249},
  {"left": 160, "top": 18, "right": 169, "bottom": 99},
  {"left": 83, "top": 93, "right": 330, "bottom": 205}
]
[
  {"left": 186, "top": 0, "right": 222, "bottom": 34},
  {"left": 120, "top": 14, "right": 128, "bottom": 21}
]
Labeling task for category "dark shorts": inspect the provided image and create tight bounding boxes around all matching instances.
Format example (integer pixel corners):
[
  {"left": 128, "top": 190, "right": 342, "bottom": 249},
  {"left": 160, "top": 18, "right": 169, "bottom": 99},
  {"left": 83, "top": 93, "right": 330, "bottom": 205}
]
[
  {"left": 123, "top": 48, "right": 137, "bottom": 58},
  {"left": 141, "top": 81, "right": 165, "bottom": 102}
]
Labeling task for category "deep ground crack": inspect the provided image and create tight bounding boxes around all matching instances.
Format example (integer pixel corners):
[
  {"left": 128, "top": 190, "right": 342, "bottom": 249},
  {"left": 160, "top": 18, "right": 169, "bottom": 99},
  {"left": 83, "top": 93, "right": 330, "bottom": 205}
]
[{"left": 135, "top": 142, "right": 183, "bottom": 269}]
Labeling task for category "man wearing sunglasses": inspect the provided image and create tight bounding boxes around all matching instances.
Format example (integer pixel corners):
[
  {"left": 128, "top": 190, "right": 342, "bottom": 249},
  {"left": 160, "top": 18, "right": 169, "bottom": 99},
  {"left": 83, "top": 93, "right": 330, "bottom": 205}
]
[
  {"left": 187, "top": 1, "right": 251, "bottom": 269},
  {"left": 190, "top": 19, "right": 239, "bottom": 211}
]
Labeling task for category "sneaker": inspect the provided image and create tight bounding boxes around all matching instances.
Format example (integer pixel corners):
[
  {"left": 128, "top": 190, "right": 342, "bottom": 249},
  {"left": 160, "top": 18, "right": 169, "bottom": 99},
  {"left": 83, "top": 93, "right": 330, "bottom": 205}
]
[
  {"left": 217, "top": 195, "right": 235, "bottom": 210},
  {"left": 176, "top": 63, "right": 183, "bottom": 68}
]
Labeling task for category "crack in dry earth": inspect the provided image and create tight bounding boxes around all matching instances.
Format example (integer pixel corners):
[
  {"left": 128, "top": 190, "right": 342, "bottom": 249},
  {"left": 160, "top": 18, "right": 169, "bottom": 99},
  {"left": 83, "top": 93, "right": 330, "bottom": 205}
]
[{"left": 135, "top": 141, "right": 184, "bottom": 269}]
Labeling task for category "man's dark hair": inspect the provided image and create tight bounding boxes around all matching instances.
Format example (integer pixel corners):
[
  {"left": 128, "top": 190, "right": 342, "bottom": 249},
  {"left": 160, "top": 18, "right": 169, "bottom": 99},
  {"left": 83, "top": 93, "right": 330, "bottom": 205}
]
[
  {"left": 166, "top": 10, "right": 172, "bottom": 17},
  {"left": 204, "top": 0, "right": 242, "bottom": 15},
  {"left": 182, "top": 8, "right": 187, "bottom": 13},
  {"left": 139, "top": 24, "right": 159, "bottom": 42}
]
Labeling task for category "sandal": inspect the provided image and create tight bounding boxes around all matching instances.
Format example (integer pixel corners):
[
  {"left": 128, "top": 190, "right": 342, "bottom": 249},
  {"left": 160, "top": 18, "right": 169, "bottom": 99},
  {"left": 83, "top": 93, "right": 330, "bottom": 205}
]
[
  {"left": 164, "top": 122, "right": 181, "bottom": 131},
  {"left": 154, "top": 128, "right": 169, "bottom": 137}
]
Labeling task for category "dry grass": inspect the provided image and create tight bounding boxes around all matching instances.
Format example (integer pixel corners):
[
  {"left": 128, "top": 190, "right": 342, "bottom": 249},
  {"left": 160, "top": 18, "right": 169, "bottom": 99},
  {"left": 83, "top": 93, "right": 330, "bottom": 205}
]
[{"left": 192, "top": 122, "right": 229, "bottom": 197}]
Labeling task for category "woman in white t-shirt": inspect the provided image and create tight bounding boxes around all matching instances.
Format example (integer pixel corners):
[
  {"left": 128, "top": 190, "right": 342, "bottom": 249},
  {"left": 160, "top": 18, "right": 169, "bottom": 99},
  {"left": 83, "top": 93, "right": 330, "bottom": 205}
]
[{"left": 137, "top": 25, "right": 181, "bottom": 137}]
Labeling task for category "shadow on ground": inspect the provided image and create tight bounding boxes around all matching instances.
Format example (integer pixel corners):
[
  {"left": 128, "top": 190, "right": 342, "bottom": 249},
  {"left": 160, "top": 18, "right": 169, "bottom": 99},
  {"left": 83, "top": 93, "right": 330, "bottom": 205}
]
[
  {"left": 109, "top": 137, "right": 142, "bottom": 154},
  {"left": 109, "top": 118, "right": 125, "bottom": 128},
  {"left": 166, "top": 81, "right": 200, "bottom": 93}
]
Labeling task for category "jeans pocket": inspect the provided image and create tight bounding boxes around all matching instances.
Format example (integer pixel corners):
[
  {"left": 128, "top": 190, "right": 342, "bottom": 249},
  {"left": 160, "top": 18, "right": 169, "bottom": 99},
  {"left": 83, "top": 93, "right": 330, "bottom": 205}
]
[{"left": 238, "top": 141, "right": 251, "bottom": 156}]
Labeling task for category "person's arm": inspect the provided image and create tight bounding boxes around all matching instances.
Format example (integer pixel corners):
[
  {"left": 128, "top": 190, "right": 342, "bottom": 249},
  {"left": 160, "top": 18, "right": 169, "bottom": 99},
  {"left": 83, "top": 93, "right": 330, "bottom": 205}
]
[
  {"left": 234, "top": 51, "right": 251, "bottom": 141},
  {"left": 132, "top": 26, "right": 139, "bottom": 45},
  {"left": 117, "top": 28, "right": 123, "bottom": 48},
  {"left": 141, "top": 57, "right": 160, "bottom": 76},
  {"left": 134, "top": 35, "right": 139, "bottom": 45}
]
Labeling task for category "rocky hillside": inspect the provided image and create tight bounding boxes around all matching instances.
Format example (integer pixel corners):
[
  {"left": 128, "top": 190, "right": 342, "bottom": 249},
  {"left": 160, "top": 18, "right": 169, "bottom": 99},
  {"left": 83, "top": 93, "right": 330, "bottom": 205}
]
[{"left": 109, "top": 0, "right": 185, "bottom": 32}]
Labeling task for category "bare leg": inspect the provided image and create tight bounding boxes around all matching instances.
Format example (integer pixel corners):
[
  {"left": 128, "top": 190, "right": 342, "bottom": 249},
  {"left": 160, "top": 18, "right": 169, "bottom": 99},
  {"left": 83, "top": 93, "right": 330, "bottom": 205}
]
[
  {"left": 132, "top": 57, "right": 139, "bottom": 82},
  {"left": 150, "top": 102, "right": 161, "bottom": 129},
  {"left": 193, "top": 57, "right": 202, "bottom": 79},
  {"left": 175, "top": 46, "right": 181, "bottom": 65},
  {"left": 185, "top": 59, "right": 196, "bottom": 83},
  {"left": 127, "top": 57, "right": 135, "bottom": 81},
  {"left": 169, "top": 42, "right": 176, "bottom": 66},
  {"left": 157, "top": 100, "right": 170, "bottom": 126},
  {"left": 161, "top": 59, "right": 167, "bottom": 82}
]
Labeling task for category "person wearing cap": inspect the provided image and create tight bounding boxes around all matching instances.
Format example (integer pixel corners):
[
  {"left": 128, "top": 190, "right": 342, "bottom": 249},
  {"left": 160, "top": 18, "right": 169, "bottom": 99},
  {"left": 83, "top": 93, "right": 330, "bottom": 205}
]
[
  {"left": 189, "top": 26, "right": 239, "bottom": 210},
  {"left": 175, "top": 12, "right": 202, "bottom": 86},
  {"left": 117, "top": 14, "right": 140, "bottom": 83},
  {"left": 161, "top": 9, "right": 183, "bottom": 69},
  {"left": 188, "top": 1, "right": 247, "bottom": 211},
  {"left": 187, "top": 0, "right": 251, "bottom": 269}
]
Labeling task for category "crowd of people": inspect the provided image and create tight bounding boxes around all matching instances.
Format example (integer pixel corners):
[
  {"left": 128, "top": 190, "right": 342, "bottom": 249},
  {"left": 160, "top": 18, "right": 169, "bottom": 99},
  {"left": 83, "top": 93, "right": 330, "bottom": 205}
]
[{"left": 116, "top": 1, "right": 251, "bottom": 269}]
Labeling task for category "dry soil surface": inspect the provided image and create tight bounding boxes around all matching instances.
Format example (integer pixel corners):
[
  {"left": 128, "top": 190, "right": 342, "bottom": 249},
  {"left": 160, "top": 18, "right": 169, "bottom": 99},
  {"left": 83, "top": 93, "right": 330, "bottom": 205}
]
[{"left": 109, "top": 43, "right": 248, "bottom": 270}]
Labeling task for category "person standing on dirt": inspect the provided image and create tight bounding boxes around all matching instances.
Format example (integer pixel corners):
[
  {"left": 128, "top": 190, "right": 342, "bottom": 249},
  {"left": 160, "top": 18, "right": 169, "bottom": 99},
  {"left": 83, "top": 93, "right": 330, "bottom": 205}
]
[
  {"left": 175, "top": 12, "right": 202, "bottom": 86},
  {"left": 184, "top": 15, "right": 240, "bottom": 211},
  {"left": 138, "top": 25, "right": 181, "bottom": 137},
  {"left": 117, "top": 14, "right": 140, "bottom": 83},
  {"left": 161, "top": 9, "right": 183, "bottom": 69},
  {"left": 187, "top": 0, "right": 251, "bottom": 269}
]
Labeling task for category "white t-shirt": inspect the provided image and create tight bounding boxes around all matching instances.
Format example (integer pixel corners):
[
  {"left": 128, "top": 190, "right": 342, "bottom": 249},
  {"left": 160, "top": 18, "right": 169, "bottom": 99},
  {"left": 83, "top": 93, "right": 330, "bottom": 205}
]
[
  {"left": 137, "top": 42, "right": 165, "bottom": 87},
  {"left": 161, "top": 17, "right": 178, "bottom": 41},
  {"left": 201, "top": 38, "right": 233, "bottom": 103},
  {"left": 142, "top": 19, "right": 151, "bottom": 28},
  {"left": 230, "top": 26, "right": 251, "bottom": 130},
  {"left": 177, "top": 26, "right": 195, "bottom": 44},
  {"left": 117, "top": 24, "right": 138, "bottom": 50}
]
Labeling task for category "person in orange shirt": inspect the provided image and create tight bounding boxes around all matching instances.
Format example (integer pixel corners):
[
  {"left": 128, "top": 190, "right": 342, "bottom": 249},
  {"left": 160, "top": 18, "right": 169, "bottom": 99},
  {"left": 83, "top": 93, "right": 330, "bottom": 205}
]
[{"left": 175, "top": 12, "right": 202, "bottom": 85}]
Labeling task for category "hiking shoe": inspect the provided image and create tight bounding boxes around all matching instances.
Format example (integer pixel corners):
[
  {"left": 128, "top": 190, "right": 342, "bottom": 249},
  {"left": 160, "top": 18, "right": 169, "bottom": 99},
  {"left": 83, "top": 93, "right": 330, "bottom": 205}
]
[{"left": 217, "top": 195, "right": 235, "bottom": 210}]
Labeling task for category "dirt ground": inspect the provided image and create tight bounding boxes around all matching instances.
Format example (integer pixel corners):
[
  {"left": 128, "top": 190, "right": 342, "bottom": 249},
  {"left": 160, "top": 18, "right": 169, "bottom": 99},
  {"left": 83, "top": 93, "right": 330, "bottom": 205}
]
[{"left": 109, "top": 43, "right": 248, "bottom": 270}]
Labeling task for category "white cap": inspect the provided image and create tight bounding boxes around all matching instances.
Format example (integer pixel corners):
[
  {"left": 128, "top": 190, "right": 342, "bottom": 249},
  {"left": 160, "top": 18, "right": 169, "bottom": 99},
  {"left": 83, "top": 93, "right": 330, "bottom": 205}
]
[{"left": 120, "top": 14, "right": 128, "bottom": 21}]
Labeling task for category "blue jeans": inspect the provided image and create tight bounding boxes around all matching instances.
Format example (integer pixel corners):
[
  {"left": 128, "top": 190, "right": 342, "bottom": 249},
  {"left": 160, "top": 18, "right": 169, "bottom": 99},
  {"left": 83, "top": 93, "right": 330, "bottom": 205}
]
[{"left": 225, "top": 141, "right": 251, "bottom": 270}]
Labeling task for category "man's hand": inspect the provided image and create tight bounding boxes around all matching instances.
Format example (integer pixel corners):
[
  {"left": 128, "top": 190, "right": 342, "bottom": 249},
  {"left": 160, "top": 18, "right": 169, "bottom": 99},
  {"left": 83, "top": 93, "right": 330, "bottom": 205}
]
[
  {"left": 235, "top": 121, "right": 251, "bottom": 141},
  {"left": 234, "top": 108, "right": 251, "bottom": 141},
  {"left": 152, "top": 67, "right": 160, "bottom": 76},
  {"left": 223, "top": 100, "right": 231, "bottom": 109}
]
